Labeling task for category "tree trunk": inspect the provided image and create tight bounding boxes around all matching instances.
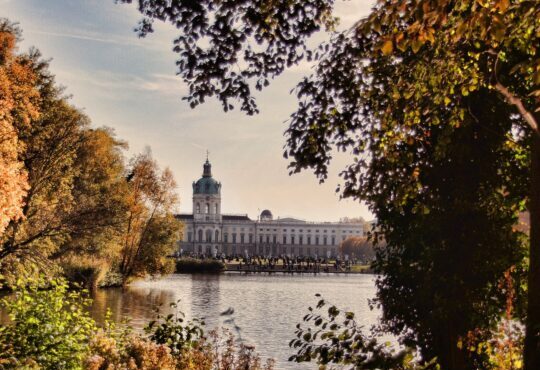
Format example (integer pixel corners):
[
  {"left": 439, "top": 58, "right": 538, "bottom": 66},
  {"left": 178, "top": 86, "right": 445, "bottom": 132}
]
[
  {"left": 445, "top": 323, "right": 467, "bottom": 370},
  {"left": 525, "top": 131, "right": 540, "bottom": 370}
]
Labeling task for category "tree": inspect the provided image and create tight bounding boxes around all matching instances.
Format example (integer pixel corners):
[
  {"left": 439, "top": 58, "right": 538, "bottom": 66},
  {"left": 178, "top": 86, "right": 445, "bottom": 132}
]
[
  {"left": 118, "top": 150, "right": 180, "bottom": 283},
  {"left": 55, "top": 127, "right": 130, "bottom": 288},
  {"left": 0, "top": 87, "right": 89, "bottom": 280},
  {"left": 0, "top": 21, "right": 38, "bottom": 234},
  {"left": 0, "top": 24, "right": 88, "bottom": 281},
  {"left": 338, "top": 236, "right": 376, "bottom": 263},
  {"left": 119, "top": 0, "right": 538, "bottom": 368},
  {"left": 355, "top": 3, "right": 540, "bottom": 367}
]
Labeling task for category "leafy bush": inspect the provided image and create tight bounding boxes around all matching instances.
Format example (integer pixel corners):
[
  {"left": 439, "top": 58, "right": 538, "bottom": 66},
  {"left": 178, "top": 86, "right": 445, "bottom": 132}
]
[
  {"left": 290, "top": 294, "right": 438, "bottom": 370},
  {"left": 86, "top": 332, "right": 177, "bottom": 370},
  {"left": 175, "top": 258, "right": 224, "bottom": 273},
  {"left": 145, "top": 300, "right": 205, "bottom": 355},
  {"left": 143, "top": 300, "right": 274, "bottom": 369},
  {"left": 206, "top": 329, "right": 275, "bottom": 370},
  {"left": 0, "top": 278, "right": 96, "bottom": 369}
]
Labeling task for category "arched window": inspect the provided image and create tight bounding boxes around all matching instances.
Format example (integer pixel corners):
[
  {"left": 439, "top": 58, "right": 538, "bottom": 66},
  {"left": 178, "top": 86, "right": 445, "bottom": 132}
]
[
  {"left": 215, "top": 230, "right": 219, "bottom": 242},
  {"left": 198, "top": 229, "right": 203, "bottom": 242},
  {"left": 196, "top": 203, "right": 200, "bottom": 214},
  {"left": 205, "top": 203, "right": 210, "bottom": 214},
  {"left": 206, "top": 229, "right": 212, "bottom": 242},
  {"left": 214, "top": 204, "right": 218, "bottom": 214}
]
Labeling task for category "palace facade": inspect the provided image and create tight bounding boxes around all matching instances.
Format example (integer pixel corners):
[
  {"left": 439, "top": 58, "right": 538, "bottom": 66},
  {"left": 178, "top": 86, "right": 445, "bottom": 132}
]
[{"left": 176, "top": 159, "right": 364, "bottom": 257}]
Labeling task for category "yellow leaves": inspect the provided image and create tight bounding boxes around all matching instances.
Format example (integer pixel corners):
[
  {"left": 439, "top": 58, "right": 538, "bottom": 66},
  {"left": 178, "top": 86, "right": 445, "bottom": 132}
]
[
  {"left": 444, "top": 96, "right": 451, "bottom": 106},
  {"left": 381, "top": 39, "right": 394, "bottom": 56},
  {"left": 453, "top": 20, "right": 469, "bottom": 42}
]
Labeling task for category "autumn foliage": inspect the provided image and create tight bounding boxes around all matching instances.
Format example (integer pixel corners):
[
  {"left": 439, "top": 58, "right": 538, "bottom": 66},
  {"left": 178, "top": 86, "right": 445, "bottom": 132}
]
[
  {"left": 0, "top": 20, "right": 180, "bottom": 287},
  {"left": 0, "top": 22, "right": 38, "bottom": 234}
]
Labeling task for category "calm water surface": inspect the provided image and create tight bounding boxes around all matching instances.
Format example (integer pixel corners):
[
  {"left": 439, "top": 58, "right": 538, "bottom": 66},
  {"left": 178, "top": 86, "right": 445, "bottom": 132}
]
[{"left": 90, "top": 273, "right": 381, "bottom": 370}]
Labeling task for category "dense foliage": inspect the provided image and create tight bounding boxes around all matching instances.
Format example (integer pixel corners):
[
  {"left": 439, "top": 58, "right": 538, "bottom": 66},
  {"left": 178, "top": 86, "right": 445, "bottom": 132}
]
[
  {"left": 0, "top": 21, "right": 36, "bottom": 234},
  {"left": 0, "top": 278, "right": 96, "bottom": 369},
  {"left": 291, "top": 294, "right": 525, "bottom": 370},
  {"left": 119, "top": 0, "right": 538, "bottom": 368},
  {"left": 0, "top": 20, "right": 180, "bottom": 287}
]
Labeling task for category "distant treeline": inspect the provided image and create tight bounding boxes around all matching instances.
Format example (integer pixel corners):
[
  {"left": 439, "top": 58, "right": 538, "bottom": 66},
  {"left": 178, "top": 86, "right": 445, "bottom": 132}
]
[{"left": 0, "top": 20, "right": 181, "bottom": 288}]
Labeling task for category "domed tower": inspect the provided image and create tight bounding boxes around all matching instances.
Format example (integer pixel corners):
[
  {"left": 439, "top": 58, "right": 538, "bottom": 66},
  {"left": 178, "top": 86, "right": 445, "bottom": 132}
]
[
  {"left": 193, "top": 158, "right": 222, "bottom": 222},
  {"left": 260, "top": 209, "right": 273, "bottom": 221}
]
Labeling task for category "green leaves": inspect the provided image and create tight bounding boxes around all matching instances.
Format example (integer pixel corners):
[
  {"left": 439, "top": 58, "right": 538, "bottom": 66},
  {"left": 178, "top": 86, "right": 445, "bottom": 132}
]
[
  {"left": 289, "top": 294, "right": 438, "bottom": 369},
  {"left": 144, "top": 299, "right": 205, "bottom": 356},
  {"left": 0, "top": 277, "right": 97, "bottom": 369}
]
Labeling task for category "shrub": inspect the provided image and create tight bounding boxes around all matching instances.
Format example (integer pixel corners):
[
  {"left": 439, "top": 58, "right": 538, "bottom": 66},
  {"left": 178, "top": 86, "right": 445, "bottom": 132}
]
[
  {"left": 145, "top": 300, "right": 205, "bottom": 356},
  {"left": 0, "top": 278, "right": 96, "bottom": 370},
  {"left": 207, "top": 329, "right": 275, "bottom": 370},
  {"left": 290, "top": 294, "right": 438, "bottom": 370},
  {"left": 60, "top": 255, "right": 109, "bottom": 290},
  {"left": 85, "top": 330, "right": 177, "bottom": 370},
  {"left": 175, "top": 258, "right": 224, "bottom": 273}
]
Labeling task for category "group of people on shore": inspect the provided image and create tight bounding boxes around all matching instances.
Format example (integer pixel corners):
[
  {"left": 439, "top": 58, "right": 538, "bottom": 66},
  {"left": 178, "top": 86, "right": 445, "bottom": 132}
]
[{"left": 177, "top": 253, "right": 359, "bottom": 273}]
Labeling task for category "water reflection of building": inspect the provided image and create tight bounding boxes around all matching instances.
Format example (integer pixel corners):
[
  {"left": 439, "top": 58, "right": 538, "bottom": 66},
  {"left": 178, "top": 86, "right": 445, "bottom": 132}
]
[{"left": 176, "top": 159, "right": 363, "bottom": 257}]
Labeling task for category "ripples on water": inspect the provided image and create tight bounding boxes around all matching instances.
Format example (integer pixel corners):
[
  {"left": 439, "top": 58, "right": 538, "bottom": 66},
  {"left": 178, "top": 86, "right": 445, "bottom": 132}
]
[{"left": 90, "top": 273, "right": 382, "bottom": 370}]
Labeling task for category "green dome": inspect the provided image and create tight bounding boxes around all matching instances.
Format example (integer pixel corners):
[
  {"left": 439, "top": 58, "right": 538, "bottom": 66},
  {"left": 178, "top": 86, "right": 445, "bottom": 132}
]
[{"left": 193, "top": 160, "right": 221, "bottom": 195}]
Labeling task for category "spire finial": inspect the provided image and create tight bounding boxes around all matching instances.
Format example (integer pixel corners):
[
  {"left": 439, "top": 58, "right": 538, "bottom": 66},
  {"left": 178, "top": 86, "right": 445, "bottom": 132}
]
[{"left": 206, "top": 150, "right": 209, "bottom": 162}]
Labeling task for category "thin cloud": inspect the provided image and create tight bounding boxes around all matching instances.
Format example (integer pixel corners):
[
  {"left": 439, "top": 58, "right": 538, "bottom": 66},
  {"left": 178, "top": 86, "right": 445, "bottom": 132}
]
[{"left": 25, "top": 28, "right": 170, "bottom": 51}]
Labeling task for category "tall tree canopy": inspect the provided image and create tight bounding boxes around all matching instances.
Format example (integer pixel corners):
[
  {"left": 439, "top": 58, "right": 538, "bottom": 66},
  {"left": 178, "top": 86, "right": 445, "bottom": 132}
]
[
  {"left": 0, "top": 21, "right": 37, "bottom": 234},
  {"left": 0, "top": 21, "right": 181, "bottom": 287},
  {"left": 120, "top": 0, "right": 539, "bottom": 368}
]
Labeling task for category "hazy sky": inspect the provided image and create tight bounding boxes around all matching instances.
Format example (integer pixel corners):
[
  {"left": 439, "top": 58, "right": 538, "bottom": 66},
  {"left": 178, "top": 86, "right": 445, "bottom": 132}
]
[{"left": 3, "top": 0, "right": 376, "bottom": 222}]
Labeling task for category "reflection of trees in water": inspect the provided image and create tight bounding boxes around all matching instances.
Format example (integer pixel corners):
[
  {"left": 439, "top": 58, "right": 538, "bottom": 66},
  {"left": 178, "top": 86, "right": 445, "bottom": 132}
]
[
  {"left": 188, "top": 275, "right": 243, "bottom": 343},
  {"left": 90, "top": 287, "right": 175, "bottom": 329},
  {"left": 190, "top": 274, "right": 221, "bottom": 327}
]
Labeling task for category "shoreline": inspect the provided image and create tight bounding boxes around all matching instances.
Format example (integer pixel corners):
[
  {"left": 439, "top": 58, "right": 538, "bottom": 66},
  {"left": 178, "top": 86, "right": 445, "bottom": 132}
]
[{"left": 222, "top": 268, "right": 374, "bottom": 275}]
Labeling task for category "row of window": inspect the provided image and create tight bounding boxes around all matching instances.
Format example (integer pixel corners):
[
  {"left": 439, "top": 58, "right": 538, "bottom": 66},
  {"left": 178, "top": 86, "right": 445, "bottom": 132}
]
[
  {"left": 187, "top": 231, "right": 343, "bottom": 246},
  {"left": 193, "top": 244, "right": 335, "bottom": 257},
  {"left": 258, "top": 228, "right": 360, "bottom": 234}
]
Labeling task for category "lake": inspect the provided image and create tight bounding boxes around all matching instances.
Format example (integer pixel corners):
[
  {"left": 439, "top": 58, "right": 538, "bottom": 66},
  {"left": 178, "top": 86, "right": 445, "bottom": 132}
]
[{"left": 90, "top": 273, "right": 382, "bottom": 369}]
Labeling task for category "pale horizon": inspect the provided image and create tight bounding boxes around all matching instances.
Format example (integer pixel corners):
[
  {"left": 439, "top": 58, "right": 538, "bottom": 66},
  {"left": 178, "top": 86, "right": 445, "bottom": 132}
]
[{"left": 3, "top": 0, "right": 375, "bottom": 223}]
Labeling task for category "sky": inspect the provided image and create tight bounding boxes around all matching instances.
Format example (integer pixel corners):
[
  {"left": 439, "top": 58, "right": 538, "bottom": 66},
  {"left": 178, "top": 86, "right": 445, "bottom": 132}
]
[{"left": 2, "top": 0, "right": 376, "bottom": 222}]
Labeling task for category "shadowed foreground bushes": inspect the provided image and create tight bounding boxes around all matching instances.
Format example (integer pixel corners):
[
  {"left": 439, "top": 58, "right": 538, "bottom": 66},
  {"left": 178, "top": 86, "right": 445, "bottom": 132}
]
[
  {"left": 175, "top": 258, "right": 225, "bottom": 274},
  {"left": 0, "top": 278, "right": 272, "bottom": 370}
]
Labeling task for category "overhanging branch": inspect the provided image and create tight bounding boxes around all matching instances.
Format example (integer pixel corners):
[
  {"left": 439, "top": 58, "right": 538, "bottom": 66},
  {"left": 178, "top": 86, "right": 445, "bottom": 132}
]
[{"left": 494, "top": 82, "right": 539, "bottom": 137}]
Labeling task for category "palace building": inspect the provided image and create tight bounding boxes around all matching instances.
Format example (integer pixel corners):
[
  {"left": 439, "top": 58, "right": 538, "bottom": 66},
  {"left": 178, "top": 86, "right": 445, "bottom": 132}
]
[{"left": 176, "top": 159, "right": 364, "bottom": 257}]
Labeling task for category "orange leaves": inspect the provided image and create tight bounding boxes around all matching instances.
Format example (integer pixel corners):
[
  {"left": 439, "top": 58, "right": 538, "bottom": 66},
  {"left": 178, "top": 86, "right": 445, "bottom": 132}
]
[
  {"left": 0, "top": 24, "right": 39, "bottom": 235},
  {"left": 495, "top": 0, "right": 510, "bottom": 13},
  {"left": 381, "top": 39, "right": 394, "bottom": 56}
]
